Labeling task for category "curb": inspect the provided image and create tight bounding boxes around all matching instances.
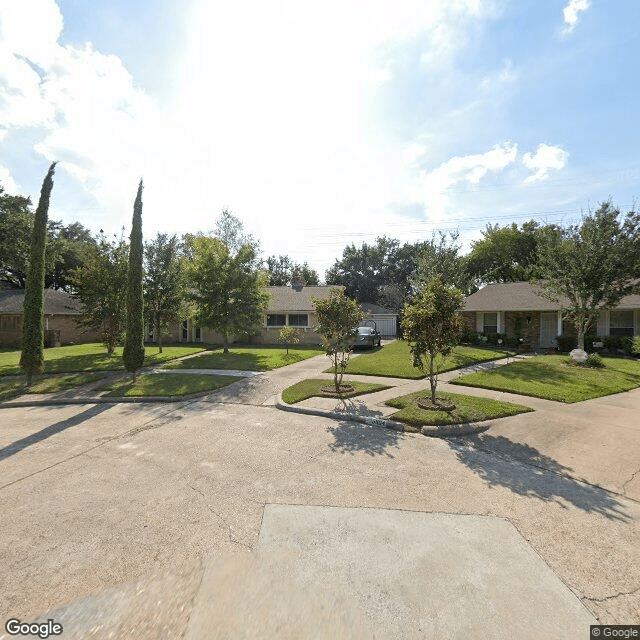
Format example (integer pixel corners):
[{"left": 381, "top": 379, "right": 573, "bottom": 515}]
[{"left": 274, "top": 393, "right": 491, "bottom": 438}]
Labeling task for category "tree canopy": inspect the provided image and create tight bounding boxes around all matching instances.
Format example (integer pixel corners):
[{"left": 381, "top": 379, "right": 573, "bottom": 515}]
[
  {"left": 265, "top": 255, "right": 319, "bottom": 286},
  {"left": 537, "top": 201, "right": 640, "bottom": 350},
  {"left": 402, "top": 276, "right": 464, "bottom": 405}
]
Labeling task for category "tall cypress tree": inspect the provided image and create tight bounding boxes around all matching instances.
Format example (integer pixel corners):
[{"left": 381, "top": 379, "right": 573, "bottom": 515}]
[
  {"left": 20, "top": 162, "right": 56, "bottom": 386},
  {"left": 123, "top": 179, "right": 145, "bottom": 381}
]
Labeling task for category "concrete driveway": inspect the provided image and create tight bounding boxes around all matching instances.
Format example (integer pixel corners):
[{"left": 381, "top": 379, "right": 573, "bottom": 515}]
[{"left": 1, "top": 391, "right": 639, "bottom": 637}]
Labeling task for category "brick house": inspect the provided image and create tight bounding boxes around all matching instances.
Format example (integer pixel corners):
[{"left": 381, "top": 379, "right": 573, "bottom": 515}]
[
  {"left": 463, "top": 281, "right": 640, "bottom": 349},
  {"left": 169, "top": 284, "right": 345, "bottom": 346},
  {"left": 0, "top": 289, "right": 101, "bottom": 347}
]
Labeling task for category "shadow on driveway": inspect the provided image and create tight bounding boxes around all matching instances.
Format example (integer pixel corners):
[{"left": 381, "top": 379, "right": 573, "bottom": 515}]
[
  {"left": 448, "top": 434, "right": 630, "bottom": 522},
  {"left": 326, "top": 399, "right": 406, "bottom": 458},
  {"left": 0, "top": 404, "right": 113, "bottom": 462}
]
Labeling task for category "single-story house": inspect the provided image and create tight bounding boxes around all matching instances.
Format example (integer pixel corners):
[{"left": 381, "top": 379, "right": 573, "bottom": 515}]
[
  {"left": 0, "top": 289, "right": 101, "bottom": 347},
  {"left": 169, "top": 284, "right": 346, "bottom": 346},
  {"left": 463, "top": 281, "right": 640, "bottom": 349},
  {"left": 359, "top": 303, "right": 398, "bottom": 338}
]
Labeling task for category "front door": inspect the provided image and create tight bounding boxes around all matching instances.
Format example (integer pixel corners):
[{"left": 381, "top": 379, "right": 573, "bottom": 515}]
[{"left": 539, "top": 312, "right": 557, "bottom": 348}]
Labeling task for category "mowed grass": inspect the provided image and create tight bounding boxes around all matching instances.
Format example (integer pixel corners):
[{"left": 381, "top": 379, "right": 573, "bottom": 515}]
[
  {"left": 0, "top": 344, "right": 205, "bottom": 376},
  {"left": 451, "top": 355, "right": 640, "bottom": 403},
  {"left": 0, "top": 372, "right": 106, "bottom": 402},
  {"left": 103, "top": 373, "right": 239, "bottom": 397},
  {"left": 336, "top": 340, "right": 514, "bottom": 379},
  {"left": 163, "top": 345, "right": 324, "bottom": 372},
  {"left": 282, "top": 378, "right": 390, "bottom": 404},
  {"left": 385, "top": 390, "right": 533, "bottom": 426}
]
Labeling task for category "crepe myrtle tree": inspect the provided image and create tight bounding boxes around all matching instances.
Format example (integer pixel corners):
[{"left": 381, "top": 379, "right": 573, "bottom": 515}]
[
  {"left": 312, "top": 288, "right": 363, "bottom": 393},
  {"left": 402, "top": 275, "right": 464, "bottom": 405},
  {"left": 278, "top": 325, "right": 300, "bottom": 355}
]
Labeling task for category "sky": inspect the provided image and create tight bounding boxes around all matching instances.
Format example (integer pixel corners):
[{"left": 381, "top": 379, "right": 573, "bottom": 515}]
[{"left": 1, "top": 0, "right": 639, "bottom": 279}]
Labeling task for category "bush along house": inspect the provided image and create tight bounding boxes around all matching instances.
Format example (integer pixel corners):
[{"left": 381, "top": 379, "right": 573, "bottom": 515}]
[{"left": 462, "top": 281, "right": 640, "bottom": 353}]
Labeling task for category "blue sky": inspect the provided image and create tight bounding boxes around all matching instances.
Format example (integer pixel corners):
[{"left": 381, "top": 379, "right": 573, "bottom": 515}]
[{"left": 1, "top": 0, "right": 638, "bottom": 277}]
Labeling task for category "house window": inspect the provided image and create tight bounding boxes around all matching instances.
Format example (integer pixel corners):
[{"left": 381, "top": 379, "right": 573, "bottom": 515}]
[
  {"left": 181, "top": 320, "right": 189, "bottom": 341},
  {"left": 483, "top": 312, "right": 498, "bottom": 334},
  {"left": 609, "top": 310, "right": 634, "bottom": 337},
  {"left": 288, "top": 314, "right": 308, "bottom": 327},
  {"left": 194, "top": 326, "right": 201, "bottom": 341},
  {"left": 267, "top": 314, "right": 286, "bottom": 327}
]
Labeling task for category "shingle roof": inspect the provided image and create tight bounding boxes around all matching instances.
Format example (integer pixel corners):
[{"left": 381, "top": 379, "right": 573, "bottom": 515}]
[
  {"left": 0, "top": 289, "right": 83, "bottom": 315},
  {"left": 464, "top": 281, "right": 640, "bottom": 311},
  {"left": 265, "top": 285, "right": 344, "bottom": 312}
]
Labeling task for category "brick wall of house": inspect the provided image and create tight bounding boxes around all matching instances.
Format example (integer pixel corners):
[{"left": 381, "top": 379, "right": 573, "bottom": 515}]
[
  {"left": 504, "top": 311, "right": 541, "bottom": 345},
  {"left": 461, "top": 312, "right": 476, "bottom": 333},
  {"left": 0, "top": 313, "right": 101, "bottom": 346}
]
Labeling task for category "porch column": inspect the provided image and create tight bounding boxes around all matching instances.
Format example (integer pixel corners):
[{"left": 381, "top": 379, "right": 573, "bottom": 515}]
[
  {"left": 497, "top": 311, "right": 502, "bottom": 334},
  {"left": 557, "top": 311, "right": 562, "bottom": 336}
]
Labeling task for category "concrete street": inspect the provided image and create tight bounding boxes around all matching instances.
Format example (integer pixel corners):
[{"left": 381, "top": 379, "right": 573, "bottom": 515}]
[{"left": 1, "top": 352, "right": 639, "bottom": 637}]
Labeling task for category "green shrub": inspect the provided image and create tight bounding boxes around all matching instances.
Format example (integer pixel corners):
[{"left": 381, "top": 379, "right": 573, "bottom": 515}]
[
  {"left": 603, "top": 335, "right": 633, "bottom": 354},
  {"left": 585, "top": 353, "right": 605, "bottom": 368},
  {"left": 632, "top": 336, "right": 640, "bottom": 357},
  {"left": 556, "top": 334, "right": 576, "bottom": 353}
]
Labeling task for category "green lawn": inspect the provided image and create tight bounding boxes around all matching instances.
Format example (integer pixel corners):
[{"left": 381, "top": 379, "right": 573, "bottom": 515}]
[
  {"left": 0, "top": 372, "right": 106, "bottom": 402},
  {"left": 451, "top": 355, "right": 640, "bottom": 403},
  {"left": 103, "top": 373, "right": 239, "bottom": 397},
  {"left": 385, "top": 390, "right": 533, "bottom": 426},
  {"left": 0, "top": 344, "right": 205, "bottom": 376},
  {"left": 282, "top": 378, "right": 390, "bottom": 404},
  {"left": 163, "top": 345, "right": 324, "bottom": 372},
  {"left": 334, "top": 340, "right": 514, "bottom": 379}
]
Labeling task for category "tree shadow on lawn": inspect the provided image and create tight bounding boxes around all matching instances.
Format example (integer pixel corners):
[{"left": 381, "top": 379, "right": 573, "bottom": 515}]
[
  {"left": 326, "top": 399, "right": 406, "bottom": 458},
  {"left": 448, "top": 434, "right": 630, "bottom": 522}
]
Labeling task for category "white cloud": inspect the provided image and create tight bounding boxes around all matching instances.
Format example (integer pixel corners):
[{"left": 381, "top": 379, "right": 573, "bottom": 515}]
[
  {"left": 418, "top": 142, "right": 518, "bottom": 222},
  {"left": 0, "top": 165, "right": 19, "bottom": 193},
  {"left": 562, "top": 0, "right": 589, "bottom": 34},
  {"left": 522, "top": 144, "right": 568, "bottom": 183}
]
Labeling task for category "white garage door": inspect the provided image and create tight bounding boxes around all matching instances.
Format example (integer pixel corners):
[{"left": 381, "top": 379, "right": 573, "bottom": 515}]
[{"left": 361, "top": 316, "right": 397, "bottom": 338}]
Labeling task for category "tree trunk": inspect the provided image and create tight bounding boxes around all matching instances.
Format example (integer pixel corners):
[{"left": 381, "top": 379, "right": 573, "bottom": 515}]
[
  {"left": 429, "top": 352, "right": 437, "bottom": 404},
  {"left": 156, "top": 317, "right": 162, "bottom": 353},
  {"left": 334, "top": 353, "right": 340, "bottom": 391},
  {"left": 223, "top": 333, "right": 229, "bottom": 354},
  {"left": 577, "top": 330, "right": 585, "bottom": 351}
]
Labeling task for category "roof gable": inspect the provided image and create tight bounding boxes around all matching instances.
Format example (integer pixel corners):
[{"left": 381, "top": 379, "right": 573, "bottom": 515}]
[{"left": 0, "top": 289, "right": 82, "bottom": 315}]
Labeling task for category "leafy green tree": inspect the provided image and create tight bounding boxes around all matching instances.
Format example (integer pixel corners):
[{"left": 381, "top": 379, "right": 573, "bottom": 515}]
[
  {"left": 0, "top": 185, "right": 74, "bottom": 290},
  {"left": 144, "top": 233, "right": 186, "bottom": 353},
  {"left": 20, "top": 163, "right": 56, "bottom": 386},
  {"left": 402, "top": 276, "right": 464, "bottom": 405},
  {"left": 411, "top": 231, "right": 474, "bottom": 295},
  {"left": 72, "top": 233, "right": 129, "bottom": 355},
  {"left": 312, "top": 288, "right": 363, "bottom": 393},
  {"left": 537, "top": 201, "right": 640, "bottom": 351},
  {"left": 277, "top": 326, "right": 300, "bottom": 355},
  {"left": 266, "top": 255, "right": 320, "bottom": 286},
  {"left": 213, "top": 209, "right": 258, "bottom": 257},
  {"left": 47, "top": 222, "right": 97, "bottom": 291},
  {"left": 465, "top": 221, "right": 550, "bottom": 285},
  {"left": 123, "top": 181, "right": 145, "bottom": 380},
  {"left": 186, "top": 235, "right": 269, "bottom": 353}
]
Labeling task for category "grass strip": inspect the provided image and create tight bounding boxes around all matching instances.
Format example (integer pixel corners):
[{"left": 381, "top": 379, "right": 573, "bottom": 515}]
[
  {"left": 282, "top": 378, "right": 390, "bottom": 404},
  {"left": 451, "top": 355, "right": 640, "bottom": 403},
  {"left": 333, "top": 341, "right": 514, "bottom": 379},
  {"left": 385, "top": 390, "right": 533, "bottom": 426},
  {"left": 103, "top": 373, "right": 239, "bottom": 397},
  {"left": 163, "top": 345, "right": 324, "bottom": 372},
  {"left": 0, "top": 344, "right": 206, "bottom": 376}
]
